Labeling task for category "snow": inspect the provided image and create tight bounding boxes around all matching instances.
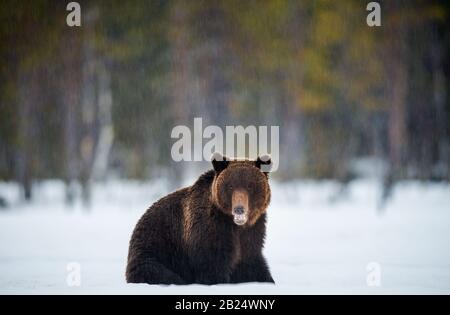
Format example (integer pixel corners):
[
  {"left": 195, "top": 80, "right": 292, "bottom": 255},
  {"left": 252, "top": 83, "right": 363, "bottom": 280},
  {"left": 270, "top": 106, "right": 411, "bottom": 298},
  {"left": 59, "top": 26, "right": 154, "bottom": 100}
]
[{"left": 1, "top": 179, "right": 450, "bottom": 294}]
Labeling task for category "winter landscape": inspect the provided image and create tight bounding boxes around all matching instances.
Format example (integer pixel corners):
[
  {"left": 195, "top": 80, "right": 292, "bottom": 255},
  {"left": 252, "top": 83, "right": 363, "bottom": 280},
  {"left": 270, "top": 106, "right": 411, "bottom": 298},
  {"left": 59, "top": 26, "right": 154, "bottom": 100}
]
[{"left": 1, "top": 178, "right": 449, "bottom": 294}]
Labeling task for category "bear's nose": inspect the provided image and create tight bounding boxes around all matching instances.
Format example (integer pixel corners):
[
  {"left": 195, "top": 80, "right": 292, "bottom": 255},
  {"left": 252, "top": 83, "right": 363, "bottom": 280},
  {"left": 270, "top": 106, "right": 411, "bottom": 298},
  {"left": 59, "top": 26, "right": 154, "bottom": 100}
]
[{"left": 233, "top": 206, "right": 245, "bottom": 215}]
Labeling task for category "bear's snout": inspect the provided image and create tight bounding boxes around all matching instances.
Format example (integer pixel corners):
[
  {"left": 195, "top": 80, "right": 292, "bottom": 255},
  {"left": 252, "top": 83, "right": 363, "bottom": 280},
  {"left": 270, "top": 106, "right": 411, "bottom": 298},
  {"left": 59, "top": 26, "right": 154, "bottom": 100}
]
[{"left": 231, "top": 190, "right": 249, "bottom": 226}]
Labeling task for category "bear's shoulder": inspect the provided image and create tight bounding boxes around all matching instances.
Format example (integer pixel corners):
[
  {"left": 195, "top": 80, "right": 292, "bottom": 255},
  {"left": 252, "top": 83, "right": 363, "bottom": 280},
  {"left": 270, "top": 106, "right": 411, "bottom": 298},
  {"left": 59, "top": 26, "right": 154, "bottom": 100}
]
[
  {"left": 144, "top": 187, "right": 189, "bottom": 217},
  {"left": 184, "top": 170, "right": 215, "bottom": 209},
  {"left": 192, "top": 169, "right": 215, "bottom": 187}
]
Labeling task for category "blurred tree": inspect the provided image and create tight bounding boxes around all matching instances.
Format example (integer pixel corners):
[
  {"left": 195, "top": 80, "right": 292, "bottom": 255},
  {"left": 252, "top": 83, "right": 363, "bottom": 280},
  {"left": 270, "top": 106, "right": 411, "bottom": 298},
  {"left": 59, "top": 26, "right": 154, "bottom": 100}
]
[{"left": 0, "top": 0, "right": 449, "bottom": 208}]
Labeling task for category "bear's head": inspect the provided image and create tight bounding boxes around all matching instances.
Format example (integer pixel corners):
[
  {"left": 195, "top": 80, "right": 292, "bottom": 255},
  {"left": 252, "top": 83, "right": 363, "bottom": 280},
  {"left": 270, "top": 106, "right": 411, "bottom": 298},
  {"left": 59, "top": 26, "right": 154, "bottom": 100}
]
[{"left": 210, "top": 152, "right": 272, "bottom": 227}]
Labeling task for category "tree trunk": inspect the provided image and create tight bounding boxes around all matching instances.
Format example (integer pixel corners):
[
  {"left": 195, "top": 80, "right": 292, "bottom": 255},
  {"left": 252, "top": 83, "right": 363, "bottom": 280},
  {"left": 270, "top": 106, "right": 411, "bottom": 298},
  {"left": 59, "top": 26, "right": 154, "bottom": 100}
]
[
  {"left": 381, "top": 2, "right": 409, "bottom": 204},
  {"left": 16, "top": 69, "right": 38, "bottom": 201},
  {"left": 385, "top": 4, "right": 409, "bottom": 183},
  {"left": 91, "top": 60, "right": 114, "bottom": 182},
  {"left": 430, "top": 23, "right": 449, "bottom": 180},
  {"left": 61, "top": 31, "right": 82, "bottom": 206},
  {"left": 168, "top": 1, "right": 193, "bottom": 185}
]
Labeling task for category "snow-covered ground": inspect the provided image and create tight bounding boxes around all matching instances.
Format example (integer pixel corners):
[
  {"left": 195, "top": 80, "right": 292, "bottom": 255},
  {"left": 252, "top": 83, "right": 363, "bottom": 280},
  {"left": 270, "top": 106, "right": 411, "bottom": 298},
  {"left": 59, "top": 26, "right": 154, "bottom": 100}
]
[{"left": 0, "top": 178, "right": 450, "bottom": 294}]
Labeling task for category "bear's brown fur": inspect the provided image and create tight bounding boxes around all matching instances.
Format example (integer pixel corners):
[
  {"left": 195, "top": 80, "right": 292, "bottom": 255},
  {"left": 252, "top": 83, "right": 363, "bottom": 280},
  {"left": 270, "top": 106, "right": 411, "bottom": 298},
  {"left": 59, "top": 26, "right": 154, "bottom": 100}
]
[{"left": 125, "top": 154, "right": 274, "bottom": 284}]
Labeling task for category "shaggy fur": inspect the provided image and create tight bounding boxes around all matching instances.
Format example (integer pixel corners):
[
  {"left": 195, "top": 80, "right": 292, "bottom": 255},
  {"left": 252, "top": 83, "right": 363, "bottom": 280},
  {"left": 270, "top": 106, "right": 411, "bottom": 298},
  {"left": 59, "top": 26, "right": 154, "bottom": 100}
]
[{"left": 125, "top": 157, "right": 274, "bottom": 285}]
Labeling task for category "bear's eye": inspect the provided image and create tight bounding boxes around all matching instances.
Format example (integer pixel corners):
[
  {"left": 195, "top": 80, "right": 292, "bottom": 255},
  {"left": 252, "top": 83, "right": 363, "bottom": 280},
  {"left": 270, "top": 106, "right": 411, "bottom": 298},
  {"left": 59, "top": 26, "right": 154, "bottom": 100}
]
[
  {"left": 246, "top": 183, "right": 253, "bottom": 191},
  {"left": 228, "top": 184, "right": 233, "bottom": 191}
]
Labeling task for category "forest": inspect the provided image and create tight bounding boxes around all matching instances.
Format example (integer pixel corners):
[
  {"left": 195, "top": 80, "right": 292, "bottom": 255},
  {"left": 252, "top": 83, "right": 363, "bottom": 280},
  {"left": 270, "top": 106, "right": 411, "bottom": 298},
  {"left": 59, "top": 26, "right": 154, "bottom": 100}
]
[{"left": 0, "top": 0, "right": 449, "bottom": 205}]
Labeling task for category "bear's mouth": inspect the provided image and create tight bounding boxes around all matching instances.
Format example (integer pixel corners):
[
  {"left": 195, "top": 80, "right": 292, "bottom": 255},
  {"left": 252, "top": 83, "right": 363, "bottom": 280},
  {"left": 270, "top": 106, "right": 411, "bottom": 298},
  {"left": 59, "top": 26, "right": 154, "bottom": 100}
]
[
  {"left": 233, "top": 212, "right": 247, "bottom": 225},
  {"left": 232, "top": 205, "right": 248, "bottom": 225},
  {"left": 231, "top": 190, "right": 249, "bottom": 226}
]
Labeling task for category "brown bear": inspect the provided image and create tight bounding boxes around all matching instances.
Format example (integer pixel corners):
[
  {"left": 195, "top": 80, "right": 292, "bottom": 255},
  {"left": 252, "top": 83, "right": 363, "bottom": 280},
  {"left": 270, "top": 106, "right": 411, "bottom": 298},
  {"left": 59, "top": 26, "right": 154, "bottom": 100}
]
[{"left": 125, "top": 153, "right": 274, "bottom": 285}]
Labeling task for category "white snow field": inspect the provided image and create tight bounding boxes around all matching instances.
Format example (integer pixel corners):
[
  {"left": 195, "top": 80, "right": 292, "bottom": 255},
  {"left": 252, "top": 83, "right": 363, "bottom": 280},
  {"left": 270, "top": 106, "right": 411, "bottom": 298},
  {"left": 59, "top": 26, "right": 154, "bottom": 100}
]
[{"left": 0, "top": 178, "right": 450, "bottom": 294}]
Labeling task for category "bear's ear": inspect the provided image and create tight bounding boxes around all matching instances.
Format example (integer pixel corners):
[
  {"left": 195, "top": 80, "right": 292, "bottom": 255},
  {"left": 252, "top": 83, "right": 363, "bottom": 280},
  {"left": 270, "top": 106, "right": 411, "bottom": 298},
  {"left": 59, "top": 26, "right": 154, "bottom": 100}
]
[
  {"left": 255, "top": 154, "right": 272, "bottom": 173},
  {"left": 211, "top": 152, "right": 229, "bottom": 173}
]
